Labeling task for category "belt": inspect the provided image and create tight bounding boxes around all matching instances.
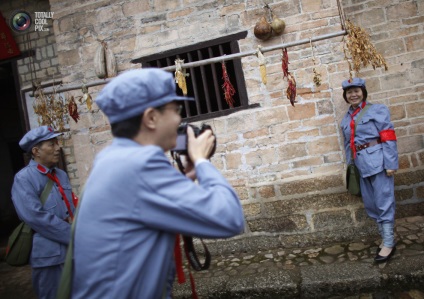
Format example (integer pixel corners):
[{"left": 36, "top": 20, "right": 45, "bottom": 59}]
[{"left": 355, "top": 138, "right": 381, "bottom": 152}]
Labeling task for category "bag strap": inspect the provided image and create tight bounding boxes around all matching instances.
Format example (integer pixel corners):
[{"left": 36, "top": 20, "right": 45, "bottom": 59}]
[
  {"left": 350, "top": 103, "right": 372, "bottom": 160},
  {"left": 40, "top": 179, "right": 54, "bottom": 206},
  {"left": 57, "top": 190, "right": 83, "bottom": 299}
]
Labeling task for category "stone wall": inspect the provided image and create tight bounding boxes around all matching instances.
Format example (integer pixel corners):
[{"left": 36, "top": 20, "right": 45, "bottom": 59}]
[{"left": 10, "top": 0, "right": 424, "bottom": 250}]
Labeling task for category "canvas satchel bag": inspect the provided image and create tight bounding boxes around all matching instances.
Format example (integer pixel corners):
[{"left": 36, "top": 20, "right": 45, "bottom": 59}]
[
  {"left": 5, "top": 179, "right": 53, "bottom": 266},
  {"left": 346, "top": 104, "right": 371, "bottom": 197}
]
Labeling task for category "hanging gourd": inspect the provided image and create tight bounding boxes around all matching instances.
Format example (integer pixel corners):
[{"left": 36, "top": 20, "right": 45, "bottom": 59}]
[
  {"left": 254, "top": 16, "right": 272, "bottom": 41},
  {"left": 270, "top": 14, "right": 285, "bottom": 35}
]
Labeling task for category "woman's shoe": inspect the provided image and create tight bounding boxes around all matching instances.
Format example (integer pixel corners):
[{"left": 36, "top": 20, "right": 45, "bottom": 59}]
[{"left": 374, "top": 246, "right": 396, "bottom": 263}]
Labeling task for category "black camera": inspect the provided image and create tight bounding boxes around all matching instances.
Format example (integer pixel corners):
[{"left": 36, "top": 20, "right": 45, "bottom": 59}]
[{"left": 171, "top": 123, "right": 216, "bottom": 158}]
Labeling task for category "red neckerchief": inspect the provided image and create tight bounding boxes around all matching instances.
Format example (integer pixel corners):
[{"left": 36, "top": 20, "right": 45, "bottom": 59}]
[
  {"left": 349, "top": 101, "right": 366, "bottom": 159},
  {"left": 46, "top": 169, "right": 74, "bottom": 219}
]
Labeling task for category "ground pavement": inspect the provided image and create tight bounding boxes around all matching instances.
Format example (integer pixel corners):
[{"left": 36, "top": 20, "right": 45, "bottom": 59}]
[{"left": 0, "top": 216, "right": 423, "bottom": 299}]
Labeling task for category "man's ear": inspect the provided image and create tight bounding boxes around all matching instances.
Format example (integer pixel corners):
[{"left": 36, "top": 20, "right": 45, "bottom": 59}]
[
  {"left": 142, "top": 108, "right": 158, "bottom": 130},
  {"left": 31, "top": 146, "right": 39, "bottom": 157}
]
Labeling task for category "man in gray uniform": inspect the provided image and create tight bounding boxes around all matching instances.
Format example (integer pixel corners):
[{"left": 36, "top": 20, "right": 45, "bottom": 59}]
[
  {"left": 12, "top": 126, "right": 77, "bottom": 298},
  {"left": 72, "top": 68, "right": 245, "bottom": 298}
]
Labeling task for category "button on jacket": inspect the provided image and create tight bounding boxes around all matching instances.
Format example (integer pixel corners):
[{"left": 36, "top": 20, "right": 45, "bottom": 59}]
[
  {"left": 340, "top": 103, "right": 399, "bottom": 177},
  {"left": 11, "top": 159, "right": 75, "bottom": 268},
  {"left": 72, "top": 138, "right": 245, "bottom": 299}
]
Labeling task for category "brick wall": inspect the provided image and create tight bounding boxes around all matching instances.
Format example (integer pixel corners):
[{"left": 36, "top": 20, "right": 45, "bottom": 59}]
[{"left": 11, "top": 0, "right": 424, "bottom": 250}]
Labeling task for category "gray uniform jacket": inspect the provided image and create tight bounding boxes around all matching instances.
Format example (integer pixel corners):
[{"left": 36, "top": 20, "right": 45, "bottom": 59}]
[
  {"left": 11, "top": 159, "right": 74, "bottom": 268},
  {"left": 341, "top": 103, "right": 399, "bottom": 178},
  {"left": 72, "top": 138, "right": 245, "bottom": 299}
]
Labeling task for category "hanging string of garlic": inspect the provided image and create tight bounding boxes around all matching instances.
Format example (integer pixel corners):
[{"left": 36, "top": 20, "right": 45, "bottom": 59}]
[
  {"left": 310, "top": 38, "right": 322, "bottom": 87},
  {"left": 343, "top": 19, "right": 388, "bottom": 79},
  {"left": 256, "top": 45, "right": 267, "bottom": 85},
  {"left": 174, "top": 59, "right": 189, "bottom": 96}
]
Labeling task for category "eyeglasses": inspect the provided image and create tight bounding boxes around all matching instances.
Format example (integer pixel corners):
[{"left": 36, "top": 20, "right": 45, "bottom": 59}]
[{"left": 157, "top": 105, "right": 183, "bottom": 115}]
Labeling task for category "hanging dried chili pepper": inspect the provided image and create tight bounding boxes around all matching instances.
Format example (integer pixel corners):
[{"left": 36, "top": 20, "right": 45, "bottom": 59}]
[
  {"left": 286, "top": 73, "right": 297, "bottom": 107},
  {"left": 221, "top": 61, "right": 236, "bottom": 108},
  {"left": 282, "top": 48, "right": 289, "bottom": 78},
  {"left": 68, "top": 96, "right": 80, "bottom": 123},
  {"left": 281, "top": 48, "right": 297, "bottom": 106}
]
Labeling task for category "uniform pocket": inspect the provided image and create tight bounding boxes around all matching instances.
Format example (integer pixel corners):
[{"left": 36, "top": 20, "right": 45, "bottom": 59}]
[
  {"left": 32, "top": 233, "right": 61, "bottom": 258},
  {"left": 365, "top": 143, "right": 383, "bottom": 168}
]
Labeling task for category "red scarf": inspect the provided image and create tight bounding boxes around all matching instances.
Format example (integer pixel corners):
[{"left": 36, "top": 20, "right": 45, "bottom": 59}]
[{"left": 349, "top": 101, "right": 366, "bottom": 159}]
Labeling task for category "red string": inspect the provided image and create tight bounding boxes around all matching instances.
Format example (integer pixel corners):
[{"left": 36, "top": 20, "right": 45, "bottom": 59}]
[
  {"left": 174, "top": 234, "right": 186, "bottom": 284},
  {"left": 46, "top": 170, "right": 74, "bottom": 219}
]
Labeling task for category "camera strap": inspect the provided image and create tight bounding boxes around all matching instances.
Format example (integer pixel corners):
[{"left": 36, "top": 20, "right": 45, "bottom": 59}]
[{"left": 183, "top": 236, "right": 211, "bottom": 271}]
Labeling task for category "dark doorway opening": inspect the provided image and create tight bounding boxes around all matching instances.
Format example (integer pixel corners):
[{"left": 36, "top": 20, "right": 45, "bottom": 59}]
[{"left": 0, "top": 62, "right": 25, "bottom": 238}]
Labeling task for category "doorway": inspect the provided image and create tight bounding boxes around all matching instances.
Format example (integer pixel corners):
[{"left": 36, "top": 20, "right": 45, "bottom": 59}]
[{"left": 0, "top": 62, "right": 25, "bottom": 238}]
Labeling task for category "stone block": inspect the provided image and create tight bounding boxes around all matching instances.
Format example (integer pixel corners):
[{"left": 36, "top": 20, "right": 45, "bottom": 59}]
[
  {"left": 258, "top": 185, "right": 275, "bottom": 199},
  {"left": 278, "top": 174, "right": 344, "bottom": 196},
  {"left": 306, "top": 136, "right": 340, "bottom": 155},
  {"left": 312, "top": 210, "right": 353, "bottom": 230},
  {"left": 225, "top": 152, "right": 242, "bottom": 170},
  {"left": 287, "top": 103, "right": 316, "bottom": 121},
  {"left": 278, "top": 142, "right": 307, "bottom": 161},
  {"left": 387, "top": 1, "right": 418, "bottom": 20},
  {"left": 405, "top": 33, "right": 424, "bottom": 51},
  {"left": 243, "top": 203, "right": 261, "bottom": 217},
  {"left": 395, "top": 169, "right": 424, "bottom": 186},
  {"left": 395, "top": 188, "right": 414, "bottom": 202},
  {"left": 247, "top": 214, "right": 308, "bottom": 233},
  {"left": 122, "top": 0, "right": 149, "bottom": 17},
  {"left": 396, "top": 202, "right": 424, "bottom": 218},
  {"left": 300, "top": 262, "right": 380, "bottom": 298},
  {"left": 264, "top": 191, "right": 361, "bottom": 216},
  {"left": 405, "top": 101, "right": 424, "bottom": 118},
  {"left": 397, "top": 135, "right": 424, "bottom": 154}
]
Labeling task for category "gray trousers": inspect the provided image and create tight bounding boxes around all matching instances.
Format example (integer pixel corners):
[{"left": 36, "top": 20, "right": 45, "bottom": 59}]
[{"left": 32, "top": 264, "right": 63, "bottom": 299}]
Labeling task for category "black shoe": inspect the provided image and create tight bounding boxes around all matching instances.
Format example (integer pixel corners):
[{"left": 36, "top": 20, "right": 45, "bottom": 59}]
[
  {"left": 375, "top": 247, "right": 381, "bottom": 254},
  {"left": 374, "top": 246, "right": 396, "bottom": 263}
]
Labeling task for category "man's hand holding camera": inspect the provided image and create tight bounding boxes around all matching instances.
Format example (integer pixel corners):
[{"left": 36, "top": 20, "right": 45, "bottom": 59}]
[{"left": 187, "top": 126, "right": 215, "bottom": 163}]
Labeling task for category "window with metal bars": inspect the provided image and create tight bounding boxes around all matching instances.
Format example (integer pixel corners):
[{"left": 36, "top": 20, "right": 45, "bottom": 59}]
[{"left": 131, "top": 31, "right": 258, "bottom": 122}]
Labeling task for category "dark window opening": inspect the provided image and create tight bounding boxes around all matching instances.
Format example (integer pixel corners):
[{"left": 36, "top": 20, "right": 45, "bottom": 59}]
[{"left": 131, "top": 31, "right": 259, "bottom": 122}]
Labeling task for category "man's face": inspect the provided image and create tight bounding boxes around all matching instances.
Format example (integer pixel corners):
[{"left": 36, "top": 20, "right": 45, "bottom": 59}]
[
  {"left": 33, "top": 138, "right": 61, "bottom": 168},
  {"left": 155, "top": 102, "right": 182, "bottom": 151}
]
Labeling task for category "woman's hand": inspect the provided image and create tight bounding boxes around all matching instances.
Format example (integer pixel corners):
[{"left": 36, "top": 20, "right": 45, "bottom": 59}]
[{"left": 386, "top": 169, "right": 396, "bottom": 176}]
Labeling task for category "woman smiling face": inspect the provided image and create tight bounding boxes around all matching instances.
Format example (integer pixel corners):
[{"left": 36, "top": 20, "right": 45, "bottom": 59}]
[{"left": 345, "top": 87, "right": 364, "bottom": 108}]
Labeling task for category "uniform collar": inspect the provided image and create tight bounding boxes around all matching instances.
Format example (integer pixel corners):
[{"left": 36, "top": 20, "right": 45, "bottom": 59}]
[
  {"left": 29, "top": 159, "right": 55, "bottom": 174},
  {"left": 348, "top": 101, "right": 366, "bottom": 114}
]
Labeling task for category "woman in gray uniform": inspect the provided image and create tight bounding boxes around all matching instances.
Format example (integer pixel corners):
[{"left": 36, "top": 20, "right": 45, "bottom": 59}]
[{"left": 340, "top": 78, "right": 398, "bottom": 263}]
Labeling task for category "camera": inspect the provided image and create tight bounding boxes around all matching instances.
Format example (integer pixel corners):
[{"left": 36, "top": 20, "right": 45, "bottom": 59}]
[{"left": 171, "top": 123, "right": 216, "bottom": 158}]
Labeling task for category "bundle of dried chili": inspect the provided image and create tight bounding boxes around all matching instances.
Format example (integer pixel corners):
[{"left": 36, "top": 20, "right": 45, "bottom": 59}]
[
  {"left": 68, "top": 96, "right": 79, "bottom": 123},
  {"left": 221, "top": 61, "right": 236, "bottom": 108},
  {"left": 286, "top": 73, "right": 297, "bottom": 107},
  {"left": 282, "top": 48, "right": 289, "bottom": 78}
]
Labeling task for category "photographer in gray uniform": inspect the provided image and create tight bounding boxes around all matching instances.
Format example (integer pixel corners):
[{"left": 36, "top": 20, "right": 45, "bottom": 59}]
[
  {"left": 12, "top": 126, "right": 76, "bottom": 298},
  {"left": 71, "top": 68, "right": 245, "bottom": 298}
]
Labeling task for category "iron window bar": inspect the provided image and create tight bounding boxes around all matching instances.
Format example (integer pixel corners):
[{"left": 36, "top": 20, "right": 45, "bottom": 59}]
[{"left": 30, "top": 30, "right": 347, "bottom": 97}]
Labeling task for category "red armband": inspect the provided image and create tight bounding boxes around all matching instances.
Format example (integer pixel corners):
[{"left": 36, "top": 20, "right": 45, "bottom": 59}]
[{"left": 379, "top": 129, "right": 397, "bottom": 142}]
